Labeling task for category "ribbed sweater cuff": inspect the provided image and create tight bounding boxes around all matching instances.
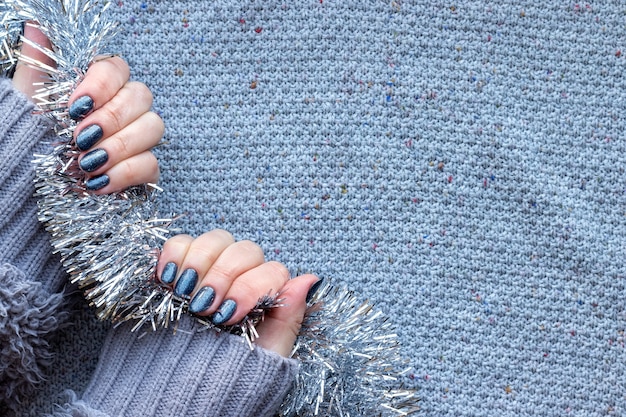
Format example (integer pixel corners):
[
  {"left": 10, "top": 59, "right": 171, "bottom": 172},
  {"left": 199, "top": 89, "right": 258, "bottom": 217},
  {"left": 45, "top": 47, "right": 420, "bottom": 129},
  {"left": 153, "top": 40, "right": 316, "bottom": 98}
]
[
  {"left": 0, "top": 79, "right": 64, "bottom": 294},
  {"left": 0, "top": 79, "right": 48, "bottom": 214},
  {"left": 81, "top": 316, "right": 298, "bottom": 417}
]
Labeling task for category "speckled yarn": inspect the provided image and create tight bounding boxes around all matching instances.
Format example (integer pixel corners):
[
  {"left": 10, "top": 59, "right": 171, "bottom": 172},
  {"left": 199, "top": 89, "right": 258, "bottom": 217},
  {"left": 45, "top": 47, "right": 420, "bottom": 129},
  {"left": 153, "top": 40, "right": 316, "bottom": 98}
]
[{"left": 17, "top": 1, "right": 626, "bottom": 416}]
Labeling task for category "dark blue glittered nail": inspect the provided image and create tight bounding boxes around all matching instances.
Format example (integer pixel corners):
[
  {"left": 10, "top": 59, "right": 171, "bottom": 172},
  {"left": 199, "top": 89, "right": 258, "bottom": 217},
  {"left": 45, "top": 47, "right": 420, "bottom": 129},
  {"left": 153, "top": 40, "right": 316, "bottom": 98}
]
[
  {"left": 160, "top": 262, "right": 177, "bottom": 284},
  {"left": 80, "top": 148, "right": 108, "bottom": 172},
  {"left": 212, "top": 299, "right": 237, "bottom": 325},
  {"left": 76, "top": 124, "right": 103, "bottom": 151},
  {"left": 189, "top": 286, "right": 216, "bottom": 314},
  {"left": 306, "top": 277, "right": 325, "bottom": 303},
  {"left": 174, "top": 269, "right": 198, "bottom": 296},
  {"left": 85, "top": 174, "right": 109, "bottom": 191},
  {"left": 69, "top": 95, "right": 94, "bottom": 119}
]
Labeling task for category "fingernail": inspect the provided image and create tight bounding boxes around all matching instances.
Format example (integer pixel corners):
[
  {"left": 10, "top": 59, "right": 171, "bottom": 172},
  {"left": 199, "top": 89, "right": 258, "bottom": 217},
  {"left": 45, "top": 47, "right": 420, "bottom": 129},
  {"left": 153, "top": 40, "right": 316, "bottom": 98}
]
[
  {"left": 211, "top": 299, "right": 237, "bottom": 325},
  {"left": 80, "top": 148, "right": 108, "bottom": 172},
  {"left": 69, "top": 95, "right": 94, "bottom": 119},
  {"left": 160, "top": 262, "right": 178, "bottom": 284},
  {"left": 76, "top": 124, "right": 103, "bottom": 151},
  {"left": 189, "top": 286, "right": 216, "bottom": 314},
  {"left": 306, "top": 277, "right": 325, "bottom": 303},
  {"left": 85, "top": 174, "right": 109, "bottom": 191},
  {"left": 174, "top": 268, "right": 198, "bottom": 296}
]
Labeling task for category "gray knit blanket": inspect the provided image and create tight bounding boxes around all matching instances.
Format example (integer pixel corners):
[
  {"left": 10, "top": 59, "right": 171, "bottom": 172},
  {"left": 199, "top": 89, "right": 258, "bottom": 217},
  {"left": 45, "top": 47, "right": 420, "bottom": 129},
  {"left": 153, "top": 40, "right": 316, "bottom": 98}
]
[{"left": 25, "top": 1, "right": 626, "bottom": 416}]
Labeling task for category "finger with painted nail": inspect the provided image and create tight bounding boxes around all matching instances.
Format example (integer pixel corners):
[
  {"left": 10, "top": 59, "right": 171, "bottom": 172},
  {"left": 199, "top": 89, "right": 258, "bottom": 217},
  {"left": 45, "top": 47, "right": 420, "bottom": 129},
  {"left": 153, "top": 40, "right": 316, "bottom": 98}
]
[
  {"left": 188, "top": 239, "right": 267, "bottom": 320},
  {"left": 77, "top": 110, "right": 163, "bottom": 193},
  {"left": 67, "top": 56, "right": 130, "bottom": 120},
  {"left": 206, "top": 261, "right": 290, "bottom": 326},
  {"left": 65, "top": 57, "right": 162, "bottom": 194},
  {"left": 157, "top": 230, "right": 236, "bottom": 297}
]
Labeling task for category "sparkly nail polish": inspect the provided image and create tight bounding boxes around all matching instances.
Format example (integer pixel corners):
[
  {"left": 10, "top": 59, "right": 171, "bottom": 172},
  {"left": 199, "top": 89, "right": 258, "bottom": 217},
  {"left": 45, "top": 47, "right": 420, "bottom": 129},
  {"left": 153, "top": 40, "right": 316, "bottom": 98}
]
[
  {"left": 174, "top": 268, "right": 198, "bottom": 296},
  {"left": 80, "top": 148, "right": 108, "bottom": 172},
  {"left": 306, "top": 277, "right": 325, "bottom": 303},
  {"left": 160, "top": 262, "right": 178, "bottom": 284},
  {"left": 85, "top": 174, "right": 109, "bottom": 190},
  {"left": 212, "top": 299, "right": 237, "bottom": 325},
  {"left": 69, "top": 95, "right": 94, "bottom": 119},
  {"left": 76, "top": 124, "right": 103, "bottom": 151},
  {"left": 189, "top": 286, "right": 216, "bottom": 314}
]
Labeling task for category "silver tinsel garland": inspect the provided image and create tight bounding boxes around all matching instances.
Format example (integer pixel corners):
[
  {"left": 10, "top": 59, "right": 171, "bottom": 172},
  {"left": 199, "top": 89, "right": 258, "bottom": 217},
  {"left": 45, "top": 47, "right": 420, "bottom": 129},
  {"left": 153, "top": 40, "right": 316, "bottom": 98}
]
[
  {"left": 282, "top": 282, "right": 419, "bottom": 416},
  {"left": 1, "top": 1, "right": 418, "bottom": 415}
]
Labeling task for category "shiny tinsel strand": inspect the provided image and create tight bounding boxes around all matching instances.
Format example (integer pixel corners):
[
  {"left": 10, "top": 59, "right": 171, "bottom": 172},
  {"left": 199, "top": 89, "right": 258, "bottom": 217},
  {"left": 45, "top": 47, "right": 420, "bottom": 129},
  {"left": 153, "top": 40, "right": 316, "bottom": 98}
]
[
  {"left": 0, "top": 2, "right": 23, "bottom": 77},
  {"left": 282, "top": 281, "right": 419, "bottom": 416},
  {"left": 2, "top": 1, "right": 419, "bottom": 415}
]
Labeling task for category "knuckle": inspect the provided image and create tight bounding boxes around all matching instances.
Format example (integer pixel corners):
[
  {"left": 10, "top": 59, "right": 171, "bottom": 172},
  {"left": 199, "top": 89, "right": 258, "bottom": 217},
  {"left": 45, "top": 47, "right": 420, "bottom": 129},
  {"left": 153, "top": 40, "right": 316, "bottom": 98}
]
[
  {"left": 210, "top": 229, "right": 235, "bottom": 244},
  {"left": 265, "top": 261, "right": 290, "bottom": 283},
  {"left": 164, "top": 234, "right": 193, "bottom": 254},
  {"left": 102, "top": 56, "right": 130, "bottom": 81},
  {"left": 143, "top": 111, "right": 165, "bottom": 141},
  {"left": 235, "top": 280, "right": 258, "bottom": 298},
  {"left": 236, "top": 240, "right": 264, "bottom": 261},
  {"left": 209, "top": 262, "right": 238, "bottom": 281},
  {"left": 129, "top": 81, "right": 153, "bottom": 106},
  {"left": 145, "top": 153, "right": 159, "bottom": 182},
  {"left": 99, "top": 104, "right": 124, "bottom": 135},
  {"left": 119, "top": 158, "right": 134, "bottom": 183},
  {"left": 150, "top": 112, "right": 166, "bottom": 136},
  {"left": 85, "top": 74, "right": 110, "bottom": 104},
  {"left": 189, "top": 244, "right": 216, "bottom": 262},
  {"left": 111, "top": 131, "right": 131, "bottom": 156}
]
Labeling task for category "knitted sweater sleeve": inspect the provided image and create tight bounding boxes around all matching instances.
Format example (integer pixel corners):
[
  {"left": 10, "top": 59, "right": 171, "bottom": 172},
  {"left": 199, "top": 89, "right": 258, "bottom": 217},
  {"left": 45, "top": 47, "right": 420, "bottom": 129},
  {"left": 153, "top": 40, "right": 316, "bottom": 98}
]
[
  {"left": 54, "top": 317, "right": 299, "bottom": 417},
  {"left": 0, "top": 79, "right": 69, "bottom": 414},
  {"left": 0, "top": 78, "right": 65, "bottom": 293}
]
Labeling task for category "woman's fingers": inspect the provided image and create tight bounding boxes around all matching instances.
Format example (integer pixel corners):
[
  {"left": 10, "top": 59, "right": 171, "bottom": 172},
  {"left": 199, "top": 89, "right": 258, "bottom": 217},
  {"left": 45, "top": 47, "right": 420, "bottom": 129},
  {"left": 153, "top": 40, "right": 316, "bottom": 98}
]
[
  {"left": 212, "top": 260, "right": 290, "bottom": 326},
  {"left": 71, "top": 62, "right": 163, "bottom": 192},
  {"left": 87, "top": 151, "right": 159, "bottom": 194},
  {"left": 158, "top": 232, "right": 297, "bottom": 328},
  {"left": 158, "top": 232, "right": 322, "bottom": 357},
  {"left": 157, "top": 229, "right": 236, "bottom": 294},
  {"left": 74, "top": 81, "right": 154, "bottom": 151},
  {"left": 15, "top": 38, "right": 161, "bottom": 193},
  {"left": 77, "top": 110, "right": 164, "bottom": 179},
  {"left": 189, "top": 240, "right": 265, "bottom": 317},
  {"left": 67, "top": 55, "right": 130, "bottom": 119},
  {"left": 255, "top": 274, "right": 321, "bottom": 357},
  {"left": 157, "top": 234, "right": 194, "bottom": 280}
]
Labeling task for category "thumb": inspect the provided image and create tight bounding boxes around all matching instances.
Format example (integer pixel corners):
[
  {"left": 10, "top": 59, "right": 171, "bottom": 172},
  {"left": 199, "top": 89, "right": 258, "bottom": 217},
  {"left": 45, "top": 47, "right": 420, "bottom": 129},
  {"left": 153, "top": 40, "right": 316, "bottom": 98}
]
[
  {"left": 255, "top": 274, "right": 321, "bottom": 357},
  {"left": 12, "top": 23, "right": 54, "bottom": 99}
]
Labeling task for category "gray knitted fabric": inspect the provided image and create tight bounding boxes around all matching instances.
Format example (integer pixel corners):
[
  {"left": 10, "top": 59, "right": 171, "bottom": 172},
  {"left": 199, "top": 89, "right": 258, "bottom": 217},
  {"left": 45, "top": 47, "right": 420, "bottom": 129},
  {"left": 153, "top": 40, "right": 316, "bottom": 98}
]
[
  {"left": 8, "top": 0, "right": 626, "bottom": 416},
  {"left": 0, "top": 80, "right": 68, "bottom": 416},
  {"left": 0, "top": 264, "right": 66, "bottom": 416},
  {"left": 0, "top": 81, "right": 64, "bottom": 295},
  {"left": 56, "top": 317, "right": 297, "bottom": 417}
]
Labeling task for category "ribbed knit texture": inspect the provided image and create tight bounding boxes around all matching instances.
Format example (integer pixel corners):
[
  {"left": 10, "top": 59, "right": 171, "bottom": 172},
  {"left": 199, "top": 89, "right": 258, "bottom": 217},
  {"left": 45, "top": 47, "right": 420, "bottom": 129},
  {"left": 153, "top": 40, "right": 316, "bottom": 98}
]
[
  {"left": 0, "top": 80, "right": 65, "bottom": 295},
  {"left": 75, "top": 316, "right": 297, "bottom": 417},
  {"left": 0, "top": 80, "right": 70, "bottom": 414},
  {"left": 9, "top": 1, "right": 626, "bottom": 416}
]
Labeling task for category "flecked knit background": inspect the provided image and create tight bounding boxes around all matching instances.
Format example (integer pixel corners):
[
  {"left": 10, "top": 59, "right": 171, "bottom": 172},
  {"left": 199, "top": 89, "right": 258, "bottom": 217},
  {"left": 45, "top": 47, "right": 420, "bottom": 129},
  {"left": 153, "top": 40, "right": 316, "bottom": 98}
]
[{"left": 20, "top": 1, "right": 626, "bottom": 416}]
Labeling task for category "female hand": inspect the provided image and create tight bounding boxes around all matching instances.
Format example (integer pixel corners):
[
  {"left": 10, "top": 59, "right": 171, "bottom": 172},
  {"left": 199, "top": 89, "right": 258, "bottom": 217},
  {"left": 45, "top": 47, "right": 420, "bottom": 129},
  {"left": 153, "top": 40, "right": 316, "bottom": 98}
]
[
  {"left": 158, "top": 230, "right": 320, "bottom": 357},
  {"left": 12, "top": 23, "right": 163, "bottom": 194}
]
